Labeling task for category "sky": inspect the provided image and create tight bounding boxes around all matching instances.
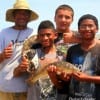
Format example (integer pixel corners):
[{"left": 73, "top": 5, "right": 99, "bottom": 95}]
[{"left": 0, "top": 0, "right": 100, "bottom": 35}]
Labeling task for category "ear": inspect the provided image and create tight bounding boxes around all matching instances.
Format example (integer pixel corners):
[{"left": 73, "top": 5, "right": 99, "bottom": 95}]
[
  {"left": 54, "top": 32, "right": 58, "bottom": 40},
  {"left": 95, "top": 28, "right": 98, "bottom": 33},
  {"left": 72, "top": 16, "right": 74, "bottom": 22},
  {"left": 37, "top": 34, "right": 40, "bottom": 41},
  {"left": 78, "top": 28, "right": 81, "bottom": 34}
]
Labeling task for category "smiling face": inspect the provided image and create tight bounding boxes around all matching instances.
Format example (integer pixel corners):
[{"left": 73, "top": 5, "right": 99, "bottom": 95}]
[
  {"left": 13, "top": 9, "right": 31, "bottom": 29},
  {"left": 55, "top": 9, "right": 73, "bottom": 32},
  {"left": 79, "top": 19, "right": 98, "bottom": 41},
  {"left": 38, "top": 29, "right": 57, "bottom": 48}
]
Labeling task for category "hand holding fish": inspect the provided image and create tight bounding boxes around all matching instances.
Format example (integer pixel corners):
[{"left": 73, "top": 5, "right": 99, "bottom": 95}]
[
  {"left": 47, "top": 65, "right": 71, "bottom": 89},
  {"left": 26, "top": 61, "right": 80, "bottom": 86},
  {"left": 72, "top": 71, "right": 90, "bottom": 82}
]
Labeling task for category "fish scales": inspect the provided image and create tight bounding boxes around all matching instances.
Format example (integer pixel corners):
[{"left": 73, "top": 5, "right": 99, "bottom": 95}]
[{"left": 26, "top": 61, "right": 80, "bottom": 85}]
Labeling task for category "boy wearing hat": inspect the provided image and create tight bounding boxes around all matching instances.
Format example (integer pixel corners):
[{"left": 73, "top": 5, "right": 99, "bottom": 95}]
[{"left": 0, "top": 0, "right": 38, "bottom": 100}]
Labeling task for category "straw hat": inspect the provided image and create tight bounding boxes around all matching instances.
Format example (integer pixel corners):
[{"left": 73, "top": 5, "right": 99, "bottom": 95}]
[{"left": 6, "top": 0, "right": 39, "bottom": 22}]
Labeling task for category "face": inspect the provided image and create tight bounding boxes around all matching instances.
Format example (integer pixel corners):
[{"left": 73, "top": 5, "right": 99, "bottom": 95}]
[
  {"left": 55, "top": 9, "right": 73, "bottom": 32},
  {"left": 13, "top": 10, "right": 31, "bottom": 28},
  {"left": 38, "top": 29, "right": 57, "bottom": 48},
  {"left": 79, "top": 19, "right": 98, "bottom": 40}
]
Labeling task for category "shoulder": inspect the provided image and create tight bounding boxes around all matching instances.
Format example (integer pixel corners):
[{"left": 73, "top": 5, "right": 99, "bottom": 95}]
[
  {"left": 1, "top": 27, "right": 12, "bottom": 33},
  {"left": 0, "top": 27, "right": 11, "bottom": 38},
  {"left": 31, "top": 43, "right": 42, "bottom": 49},
  {"left": 72, "top": 30, "right": 80, "bottom": 37},
  {"left": 27, "top": 27, "right": 33, "bottom": 32},
  {"left": 68, "top": 44, "right": 80, "bottom": 51},
  {"left": 67, "top": 44, "right": 82, "bottom": 57}
]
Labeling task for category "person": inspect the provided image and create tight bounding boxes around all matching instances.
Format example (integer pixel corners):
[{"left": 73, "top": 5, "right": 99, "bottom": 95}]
[
  {"left": 54, "top": 4, "right": 81, "bottom": 57},
  {"left": 29, "top": 4, "right": 79, "bottom": 100},
  {"left": 0, "top": 0, "right": 38, "bottom": 100},
  {"left": 48, "top": 14, "right": 100, "bottom": 100},
  {"left": 29, "top": 5, "right": 79, "bottom": 100},
  {"left": 66, "top": 14, "right": 100, "bottom": 100},
  {"left": 32, "top": 4, "right": 81, "bottom": 51},
  {"left": 26, "top": 20, "right": 65, "bottom": 100},
  {"left": 51, "top": 4, "right": 81, "bottom": 100}
]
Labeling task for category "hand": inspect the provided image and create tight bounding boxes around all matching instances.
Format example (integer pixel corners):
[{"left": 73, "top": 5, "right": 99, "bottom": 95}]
[
  {"left": 2, "top": 42, "right": 13, "bottom": 59},
  {"left": 47, "top": 65, "right": 71, "bottom": 89},
  {"left": 63, "top": 32, "right": 81, "bottom": 43},
  {"left": 14, "top": 56, "right": 30, "bottom": 77},
  {"left": 63, "top": 32, "right": 72, "bottom": 43},
  {"left": 57, "top": 71, "right": 71, "bottom": 82},
  {"left": 47, "top": 65, "right": 62, "bottom": 89},
  {"left": 17, "top": 56, "right": 29, "bottom": 73},
  {"left": 72, "top": 71, "right": 89, "bottom": 82}
]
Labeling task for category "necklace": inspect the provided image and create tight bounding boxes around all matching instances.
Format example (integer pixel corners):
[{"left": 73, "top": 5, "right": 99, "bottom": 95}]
[
  {"left": 15, "top": 30, "right": 21, "bottom": 43},
  {"left": 39, "top": 48, "right": 61, "bottom": 61},
  {"left": 12, "top": 30, "right": 22, "bottom": 49}
]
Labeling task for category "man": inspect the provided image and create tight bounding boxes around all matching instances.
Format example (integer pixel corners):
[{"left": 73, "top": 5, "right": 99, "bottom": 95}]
[
  {"left": 32, "top": 4, "right": 81, "bottom": 51},
  {"left": 27, "top": 20, "right": 64, "bottom": 100},
  {"left": 51, "top": 4, "right": 81, "bottom": 100},
  {"left": 48, "top": 14, "right": 100, "bottom": 100},
  {"left": 0, "top": 0, "right": 38, "bottom": 100},
  {"left": 67, "top": 14, "right": 100, "bottom": 100},
  {"left": 54, "top": 4, "right": 81, "bottom": 58}
]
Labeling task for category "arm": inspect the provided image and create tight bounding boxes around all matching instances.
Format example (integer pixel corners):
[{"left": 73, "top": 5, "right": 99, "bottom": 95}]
[
  {"left": 63, "top": 32, "right": 81, "bottom": 44},
  {"left": 47, "top": 65, "right": 62, "bottom": 89},
  {"left": 72, "top": 71, "right": 100, "bottom": 84}
]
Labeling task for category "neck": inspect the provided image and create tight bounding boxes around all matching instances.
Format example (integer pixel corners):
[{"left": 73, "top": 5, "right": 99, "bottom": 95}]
[
  {"left": 81, "top": 39, "right": 96, "bottom": 51},
  {"left": 56, "top": 28, "right": 71, "bottom": 33},
  {"left": 13, "top": 26, "right": 27, "bottom": 30},
  {"left": 42, "top": 44, "right": 56, "bottom": 54}
]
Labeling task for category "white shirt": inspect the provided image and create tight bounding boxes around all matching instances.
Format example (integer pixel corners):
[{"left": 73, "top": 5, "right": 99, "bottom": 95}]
[{"left": 0, "top": 27, "right": 33, "bottom": 92}]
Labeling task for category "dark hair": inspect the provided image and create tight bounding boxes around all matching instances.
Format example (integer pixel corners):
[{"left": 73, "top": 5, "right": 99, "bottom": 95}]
[
  {"left": 55, "top": 4, "right": 74, "bottom": 18},
  {"left": 37, "top": 20, "right": 55, "bottom": 33},
  {"left": 78, "top": 14, "right": 98, "bottom": 29}
]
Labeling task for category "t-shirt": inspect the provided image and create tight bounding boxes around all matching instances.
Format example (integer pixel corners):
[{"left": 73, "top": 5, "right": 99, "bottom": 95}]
[
  {"left": 31, "top": 31, "right": 80, "bottom": 96},
  {"left": 37, "top": 48, "right": 64, "bottom": 99},
  {"left": 66, "top": 44, "right": 100, "bottom": 99},
  {"left": 0, "top": 27, "right": 33, "bottom": 92},
  {"left": 27, "top": 47, "right": 64, "bottom": 100},
  {"left": 55, "top": 31, "right": 80, "bottom": 96},
  {"left": 55, "top": 31, "right": 80, "bottom": 60}
]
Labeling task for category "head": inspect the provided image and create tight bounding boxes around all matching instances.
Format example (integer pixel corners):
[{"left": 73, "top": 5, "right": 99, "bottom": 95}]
[
  {"left": 6, "top": 0, "right": 38, "bottom": 29},
  {"left": 37, "top": 20, "right": 57, "bottom": 48},
  {"left": 78, "top": 14, "right": 98, "bottom": 41},
  {"left": 12, "top": 9, "right": 32, "bottom": 29},
  {"left": 54, "top": 4, "right": 74, "bottom": 32}
]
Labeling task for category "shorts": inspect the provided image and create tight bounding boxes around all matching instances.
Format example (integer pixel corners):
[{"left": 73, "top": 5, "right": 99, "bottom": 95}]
[{"left": 0, "top": 91, "right": 27, "bottom": 100}]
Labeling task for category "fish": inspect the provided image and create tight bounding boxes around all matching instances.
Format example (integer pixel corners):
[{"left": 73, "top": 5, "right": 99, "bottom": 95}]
[
  {"left": 22, "top": 35, "right": 39, "bottom": 72},
  {"left": 26, "top": 61, "right": 80, "bottom": 85},
  {"left": 22, "top": 35, "right": 38, "bottom": 53}
]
